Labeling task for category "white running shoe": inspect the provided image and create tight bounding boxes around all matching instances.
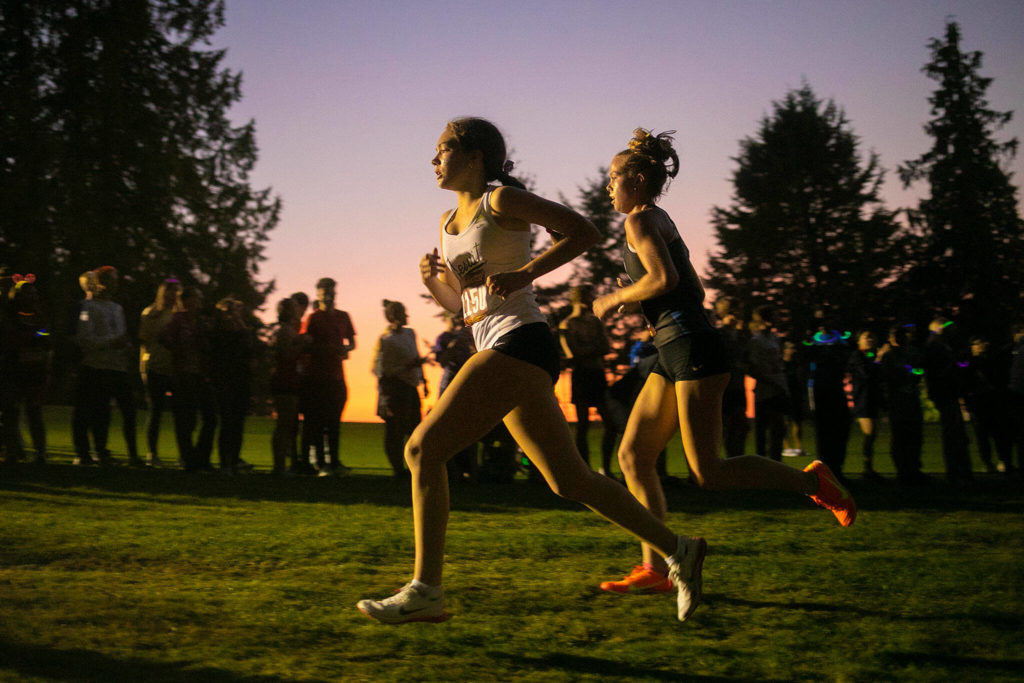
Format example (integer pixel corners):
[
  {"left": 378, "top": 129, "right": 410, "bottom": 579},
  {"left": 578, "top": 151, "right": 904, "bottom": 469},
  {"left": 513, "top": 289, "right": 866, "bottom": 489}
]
[
  {"left": 357, "top": 583, "right": 450, "bottom": 624},
  {"left": 668, "top": 536, "right": 707, "bottom": 622}
]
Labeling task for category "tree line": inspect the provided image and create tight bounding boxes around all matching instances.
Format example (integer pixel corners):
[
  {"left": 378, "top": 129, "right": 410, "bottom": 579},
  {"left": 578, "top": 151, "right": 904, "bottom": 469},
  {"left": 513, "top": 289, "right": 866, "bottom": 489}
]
[
  {"left": 545, "top": 21, "right": 1022, "bottom": 357},
  {"left": 2, "top": 5, "right": 1020, "bottom": 373}
]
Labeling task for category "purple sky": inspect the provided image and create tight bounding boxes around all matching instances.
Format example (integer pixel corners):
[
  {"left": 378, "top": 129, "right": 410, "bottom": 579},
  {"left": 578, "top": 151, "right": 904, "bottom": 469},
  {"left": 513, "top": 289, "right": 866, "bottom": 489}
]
[{"left": 212, "top": 0, "right": 1024, "bottom": 421}]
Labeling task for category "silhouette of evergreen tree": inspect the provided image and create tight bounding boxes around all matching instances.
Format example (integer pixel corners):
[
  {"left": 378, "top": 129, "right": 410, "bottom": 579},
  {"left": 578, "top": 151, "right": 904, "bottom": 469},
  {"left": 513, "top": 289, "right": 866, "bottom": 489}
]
[
  {"left": 898, "top": 20, "right": 1023, "bottom": 339},
  {"left": 706, "top": 84, "right": 900, "bottom": 336},
  {"left": 0, "top": 0, "right": 279, "bottom": 336}
]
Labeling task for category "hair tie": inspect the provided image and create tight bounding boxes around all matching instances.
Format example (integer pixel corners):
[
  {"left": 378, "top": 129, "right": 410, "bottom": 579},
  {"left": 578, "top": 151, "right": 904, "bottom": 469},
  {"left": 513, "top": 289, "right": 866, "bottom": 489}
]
[{"left": 502, "top": 159, "right": 515, "bottom": 174}]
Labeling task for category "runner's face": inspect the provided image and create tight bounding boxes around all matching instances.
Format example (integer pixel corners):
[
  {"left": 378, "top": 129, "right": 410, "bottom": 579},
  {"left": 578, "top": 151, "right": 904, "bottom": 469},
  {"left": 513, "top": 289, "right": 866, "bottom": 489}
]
[
  {"left": 432, "top": 129, "right": 478, "bottom": 190},
  {"left": 607, "top": 155, "right": 640, "bottom": 213}
]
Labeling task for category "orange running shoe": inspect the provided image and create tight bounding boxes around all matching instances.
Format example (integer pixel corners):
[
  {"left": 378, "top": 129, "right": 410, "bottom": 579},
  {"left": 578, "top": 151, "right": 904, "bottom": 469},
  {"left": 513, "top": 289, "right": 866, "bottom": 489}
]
[
  {"left": 805, "top": 460, "right": 857, "bottom": 527},
  {"left": 600, "top": 565, "right": 674, "bottom": 594}
]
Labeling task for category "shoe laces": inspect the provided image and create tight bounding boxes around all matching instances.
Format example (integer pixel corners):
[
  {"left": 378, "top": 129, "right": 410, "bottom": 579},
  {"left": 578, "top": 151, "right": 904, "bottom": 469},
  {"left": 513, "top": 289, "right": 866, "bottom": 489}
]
[{"left": 377, "top": 583, "right": 417, "bottom": 605}]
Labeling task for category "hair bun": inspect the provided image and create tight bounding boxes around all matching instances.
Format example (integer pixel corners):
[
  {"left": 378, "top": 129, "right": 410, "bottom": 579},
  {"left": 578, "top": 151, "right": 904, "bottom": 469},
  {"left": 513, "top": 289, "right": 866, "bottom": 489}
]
[
  {"left": 629, "top": 128, "right": 676, "bottom": 162},
  {"left": 628, "top": 128, "right": 679, "bottom": 181}
]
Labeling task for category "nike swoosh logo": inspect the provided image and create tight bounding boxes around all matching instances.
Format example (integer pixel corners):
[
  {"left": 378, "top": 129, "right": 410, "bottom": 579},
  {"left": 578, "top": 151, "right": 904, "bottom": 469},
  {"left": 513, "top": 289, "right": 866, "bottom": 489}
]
[{"left": 398, "top": 597, "right": 440, "bottom": 615}]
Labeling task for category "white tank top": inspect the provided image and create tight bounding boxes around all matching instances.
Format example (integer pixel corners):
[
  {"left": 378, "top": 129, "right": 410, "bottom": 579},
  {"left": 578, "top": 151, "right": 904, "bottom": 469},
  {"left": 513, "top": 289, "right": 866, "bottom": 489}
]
[{"left": 441, "top": 189, "right": 547, "bottom": 351}]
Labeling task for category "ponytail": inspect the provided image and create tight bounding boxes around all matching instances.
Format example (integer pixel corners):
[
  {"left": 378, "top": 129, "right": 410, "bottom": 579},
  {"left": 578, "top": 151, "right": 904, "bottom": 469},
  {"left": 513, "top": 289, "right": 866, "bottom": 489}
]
[{"left": 495, "top": 159, "right": 526, "bottom": 189}]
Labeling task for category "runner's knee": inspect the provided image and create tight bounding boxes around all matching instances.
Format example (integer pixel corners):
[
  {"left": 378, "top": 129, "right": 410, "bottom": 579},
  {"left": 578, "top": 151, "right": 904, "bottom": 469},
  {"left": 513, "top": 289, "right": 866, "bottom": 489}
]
[
  {"left": 404, "top": 433, "right": 434, "bottom": 470},
  {"left": 617, "top": 444, "right": 659, "bottom": 482}
]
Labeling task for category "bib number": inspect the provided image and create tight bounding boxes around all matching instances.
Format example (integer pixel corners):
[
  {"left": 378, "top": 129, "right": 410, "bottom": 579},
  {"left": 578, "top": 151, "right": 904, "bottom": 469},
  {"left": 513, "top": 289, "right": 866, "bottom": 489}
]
[{"left": 461, "top": 284, "right": 490, "bottom": 325}]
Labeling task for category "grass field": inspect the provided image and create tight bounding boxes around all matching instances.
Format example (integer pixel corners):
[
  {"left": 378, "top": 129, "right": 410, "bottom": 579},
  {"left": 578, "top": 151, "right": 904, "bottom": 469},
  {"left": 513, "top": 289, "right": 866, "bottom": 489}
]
[{"left": 2, "top": 407, "right": 1023, "bottom": 682}]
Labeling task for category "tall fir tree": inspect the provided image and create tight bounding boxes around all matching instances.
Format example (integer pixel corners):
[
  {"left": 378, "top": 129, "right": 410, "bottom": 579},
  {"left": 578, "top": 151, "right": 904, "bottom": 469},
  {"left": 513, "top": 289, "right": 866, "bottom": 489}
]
[
  {"left": 0, "top": 0, "right": 279, "bottom": 334},
  {"left": 898, "top": 21, "right": 1023, "bottom": 338},
  {"left": 706, "top": 84, "right": 900, "bottom": 336}
]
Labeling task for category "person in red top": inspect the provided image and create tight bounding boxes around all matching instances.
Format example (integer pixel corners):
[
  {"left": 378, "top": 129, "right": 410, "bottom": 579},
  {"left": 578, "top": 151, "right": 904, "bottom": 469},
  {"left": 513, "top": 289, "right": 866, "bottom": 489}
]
[{"left": 300, "top": 277, "right": 356, "bottom": 475}]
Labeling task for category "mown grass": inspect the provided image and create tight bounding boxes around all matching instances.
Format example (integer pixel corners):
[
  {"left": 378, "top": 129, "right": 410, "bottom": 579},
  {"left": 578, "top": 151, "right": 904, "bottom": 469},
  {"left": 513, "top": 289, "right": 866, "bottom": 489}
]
[{"left": 1, "top": 407, "right": 1023, "bottom": 682}]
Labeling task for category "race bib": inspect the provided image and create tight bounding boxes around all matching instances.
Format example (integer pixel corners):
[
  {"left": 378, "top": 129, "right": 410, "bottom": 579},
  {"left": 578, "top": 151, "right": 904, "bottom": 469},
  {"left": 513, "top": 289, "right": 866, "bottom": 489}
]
[{"left": 461, "top": 283, "right": 490, "bottom": 325}]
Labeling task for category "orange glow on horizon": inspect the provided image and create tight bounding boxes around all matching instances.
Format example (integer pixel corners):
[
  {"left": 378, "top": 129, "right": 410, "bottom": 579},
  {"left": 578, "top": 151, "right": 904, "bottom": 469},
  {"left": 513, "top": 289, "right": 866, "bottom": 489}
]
[{"left": 337, "top": 336, "right": 578, "bottom": 424}]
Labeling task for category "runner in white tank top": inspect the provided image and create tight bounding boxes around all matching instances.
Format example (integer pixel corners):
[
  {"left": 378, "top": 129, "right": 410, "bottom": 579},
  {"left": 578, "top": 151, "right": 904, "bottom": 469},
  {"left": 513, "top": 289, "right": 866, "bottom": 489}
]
[
  {"left": 440, "top": 188, "right": 546, "bottom": 351},
  {"left": 356, "top": 118, "right": 700, "bottom": 626}
]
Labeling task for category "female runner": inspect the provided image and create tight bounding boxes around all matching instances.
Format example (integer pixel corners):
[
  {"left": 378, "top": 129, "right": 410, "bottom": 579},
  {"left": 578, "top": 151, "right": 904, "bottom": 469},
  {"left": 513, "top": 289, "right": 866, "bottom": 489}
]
[
  {"left": 357, "top": 118, "right": 705, "bottom": 624},
  {"left": 592, "top": 129, "right": 856, "bottom": 598}
]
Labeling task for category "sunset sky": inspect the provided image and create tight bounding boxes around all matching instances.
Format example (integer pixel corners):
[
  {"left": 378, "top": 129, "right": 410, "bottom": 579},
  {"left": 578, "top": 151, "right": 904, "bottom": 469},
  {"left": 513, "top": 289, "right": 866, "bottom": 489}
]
[{"left": 211, "top": 0, "right": 1024, "bottom": 423}]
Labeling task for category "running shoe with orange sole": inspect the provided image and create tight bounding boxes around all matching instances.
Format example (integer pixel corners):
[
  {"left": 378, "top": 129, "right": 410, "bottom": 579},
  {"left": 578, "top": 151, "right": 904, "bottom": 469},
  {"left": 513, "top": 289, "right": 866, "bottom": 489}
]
[
  {"left": 599, "top": 565, "right": 674, "bottom": 594},
  {"left": 805, "top": 460, "right": 857, "bottom": 527}
]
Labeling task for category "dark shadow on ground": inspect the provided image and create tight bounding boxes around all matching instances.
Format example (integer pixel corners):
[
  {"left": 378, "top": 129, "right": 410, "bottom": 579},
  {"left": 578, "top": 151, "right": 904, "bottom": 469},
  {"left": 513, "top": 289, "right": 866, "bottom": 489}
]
[
  {"left": 1, "top": 461, "right": 1022, "bottom": 516},
  {"left": 486, "top": 650, "right": 744, "bottom": 682},
  {"left": 878, "top": 651, "right": 1024, "bottom": 676},
  {"left": 0, "top": 638, "right": 331, "bottom": 683},
  {"left": 708, "top": 595, "right": 1024, "bottom": 629}
]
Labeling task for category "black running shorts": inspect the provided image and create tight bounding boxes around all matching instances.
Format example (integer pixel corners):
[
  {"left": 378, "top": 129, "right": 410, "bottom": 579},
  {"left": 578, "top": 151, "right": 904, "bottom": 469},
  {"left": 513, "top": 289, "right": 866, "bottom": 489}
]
[
  {"left": 650, "top": 329, "right": 732, "bottom": 383},
  {"left": 490, "top": 322, "right": 561, "bottom": 384}
]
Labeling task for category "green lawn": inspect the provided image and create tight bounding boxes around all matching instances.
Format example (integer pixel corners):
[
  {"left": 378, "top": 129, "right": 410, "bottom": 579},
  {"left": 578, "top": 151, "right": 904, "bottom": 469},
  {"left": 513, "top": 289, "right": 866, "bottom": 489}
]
[{"left": 1, "top": 407, "right": 1022, "bottom": 682}]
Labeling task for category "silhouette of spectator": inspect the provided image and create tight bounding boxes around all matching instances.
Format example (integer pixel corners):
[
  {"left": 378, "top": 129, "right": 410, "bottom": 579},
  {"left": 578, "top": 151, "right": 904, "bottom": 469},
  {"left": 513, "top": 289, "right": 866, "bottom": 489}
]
[
  {"left": 70, "top": 271, "right": 100, "bottom": 464},
  {"left": 271, "top": 297, "right": 306, "bottom": 476},
  {"left": 559, "top": 285, "right": 616, "bottom": 475},
  {"left": 139, "top": 278, "right": 181, "bottom": 467},
  {"left": 1, "top": 274, "right": 51, "bottom": 465},
  {"left": 848, "top": 330, "right": 884, "bottom": 480},
  {"left": 746, "top": 306, "right": 788, "bottom": 461},
  {"left": 879, "top": 325, "right": 927, "bottom": 485},
  {"left": 435, "top": 312, "right": 474, "bottom": 393},
  {"left": 160, "top": 286, "right": 216, "bottom": 472},
  {"left": 72, "top": 267, "right": 140, "bottom": 466},
  {"left": 209, "top": 297, "right": 255, "bottom": 475},
  {"left": 713, "top": 297, "right": 749, "bottom": 458},
  {"left": 781, "top": 339, "right": 807, "bottom": 457},
  {"left": 289, "top": 291, "right": 315, "bottom": 474},
  {"left": 301, "top": 277, "right": 356, "bottom": 476},
  {"left": 924, "top": 316, "right": 972, "bottom": 484},
  {"left": 1007, "top": 322, "right": 1024, "bottom": 474},
  {"left": 0, "top": 267, "right": 11, "bottom": 463},
  {"left": 290, "top": 291, "right": 310, "bottom": 315},
  {"left": 807, "top": 314, "right": 851, "bottom": 481},
  {"left": 434, "top": 312, "right": 477, "bottom": 480},
  {"left": 963, "top": 336, "right": 1012, "bottom": 474},
  {"left": 372, "top": 299, "right": 426, "bottom": 479}
]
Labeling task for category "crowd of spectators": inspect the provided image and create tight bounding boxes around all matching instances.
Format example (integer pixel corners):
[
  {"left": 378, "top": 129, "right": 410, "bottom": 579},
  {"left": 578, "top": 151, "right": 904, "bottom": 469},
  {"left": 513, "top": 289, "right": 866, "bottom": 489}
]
[
  {"left": 2, "top": 267, "right": 1023, "bottom": 487},
  {"left": 707, "top": 299, "right": 1024, "bottom": 485}
]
